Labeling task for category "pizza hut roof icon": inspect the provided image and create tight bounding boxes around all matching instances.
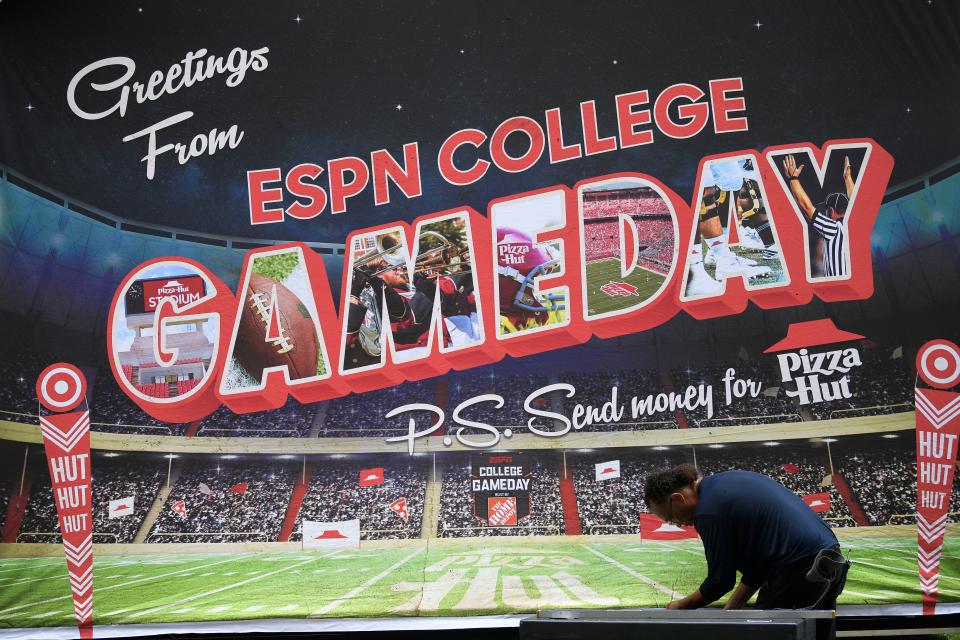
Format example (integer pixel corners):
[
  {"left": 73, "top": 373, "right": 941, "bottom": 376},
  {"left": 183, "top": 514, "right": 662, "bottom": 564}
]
[
  {"left": 163, "top": 280, "right": 183, "bottom": 287},
  {"left": 113, "top": 504, "right": 128, "bottom": 511},
  {"left": 314, "top": 529, "right": 348, "bottom": 540},
  {"left": 764, "top": 318, "right": 865, "bottom": 352}
]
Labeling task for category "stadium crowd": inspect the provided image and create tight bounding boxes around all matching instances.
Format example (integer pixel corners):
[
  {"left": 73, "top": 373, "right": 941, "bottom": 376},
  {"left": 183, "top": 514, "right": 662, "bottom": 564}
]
[
  {"left": 17, "top": 455, "right": 165, "bottom": 543},
  {"left": 150, "top": 460, "right": 295, "bottom": 542},
  {"left": 838, "top": 446, "right": 917, "bottom": 525},
  {"left": 89, "top": 374, "right": 187, "bottom": 435},
  {"left": 806, "top": 348, "right": 914, "bottom": 420},
  {"left": 671, "top": 363, "right": 803, "bottom": 427},
  {"left": 573, "top": 452, "right": 686, "bottom": 534},
  {"left": 321, "top": 380, "right": 435, "bottom": 438},
  {"left": 437, "top": 457, "right": 564, "bottom": 537},
  {"left": 196, "top": 399, "right": 316, "bottom": 437},
  {"left": 292, "top": 460, "right": 427, "bottom": 540}
]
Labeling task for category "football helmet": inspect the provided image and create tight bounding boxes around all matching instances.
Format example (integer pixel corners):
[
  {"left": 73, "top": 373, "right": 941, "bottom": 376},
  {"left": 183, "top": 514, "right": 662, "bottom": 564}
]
[{"left": 496, "top": 227, "right": 564, "bottom": 313}]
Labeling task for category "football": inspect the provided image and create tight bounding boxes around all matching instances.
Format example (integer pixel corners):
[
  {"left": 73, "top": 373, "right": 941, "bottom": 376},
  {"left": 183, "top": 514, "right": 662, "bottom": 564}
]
[{"left": 233, "top": 274, "right": 320, "bottom": 382}]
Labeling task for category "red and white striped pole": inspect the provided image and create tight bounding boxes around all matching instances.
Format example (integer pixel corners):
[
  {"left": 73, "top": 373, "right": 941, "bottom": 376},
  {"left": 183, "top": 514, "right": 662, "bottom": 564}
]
[
  {"left": 914, "top": 339, "right": 960, "bottom": 615},
  {"left": 35, "top": 363, "right": 94, "bottom": 638}
]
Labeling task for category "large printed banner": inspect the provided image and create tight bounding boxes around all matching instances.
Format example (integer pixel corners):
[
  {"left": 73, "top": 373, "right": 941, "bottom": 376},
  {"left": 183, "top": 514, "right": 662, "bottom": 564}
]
[{"left": 0, "top": 1, "right": 959, "bottom": 635}]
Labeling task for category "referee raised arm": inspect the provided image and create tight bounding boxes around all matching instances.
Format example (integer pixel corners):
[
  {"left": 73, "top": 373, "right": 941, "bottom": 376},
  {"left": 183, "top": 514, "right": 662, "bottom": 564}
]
[
  {"left": 644, "top": 464, "right": 848, "bottom": 610},
  {"left": 782, "top": 154, "right": 850, "bottom": 277}
]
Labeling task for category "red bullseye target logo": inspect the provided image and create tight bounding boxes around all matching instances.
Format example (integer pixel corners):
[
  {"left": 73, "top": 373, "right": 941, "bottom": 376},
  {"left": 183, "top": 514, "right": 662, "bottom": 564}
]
[
  {"left": 917, "top": 339, "right": 960, "bottom": 390},
  {"left": 36, "top": 363, "right": 87, "bottom": 412}
]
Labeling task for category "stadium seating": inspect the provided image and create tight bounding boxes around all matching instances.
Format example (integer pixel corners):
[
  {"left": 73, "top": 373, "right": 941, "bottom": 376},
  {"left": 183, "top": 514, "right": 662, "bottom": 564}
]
[
  {"left": 292, "top": 460, "right": 427, "bottom": 540},
  {"left": 149, "top": 460, "right": 296, "bottom": 543},
  {"left": 16, "top": 455, "right": 165, "bottom": 543}
]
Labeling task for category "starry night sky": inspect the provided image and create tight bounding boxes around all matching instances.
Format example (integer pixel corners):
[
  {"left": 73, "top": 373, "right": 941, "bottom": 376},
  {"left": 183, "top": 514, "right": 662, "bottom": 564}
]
[{"left": 1, "top": 0, "right": 958, "bottom": 245}]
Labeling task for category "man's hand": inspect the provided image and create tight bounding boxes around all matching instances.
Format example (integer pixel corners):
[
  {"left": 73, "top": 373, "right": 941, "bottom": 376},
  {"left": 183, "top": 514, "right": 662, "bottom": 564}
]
[
  {"left": 842, "top": 155, "right": 851, "bottom": 181},
  {"left": 783, "top": 154, "right": 804, "bottom": 178},
  {"left": 782, "top": 154, "right": 816, "bottom": 218},
  {"left": 666, "top": 599, "right": 685, "bottom": 609}
]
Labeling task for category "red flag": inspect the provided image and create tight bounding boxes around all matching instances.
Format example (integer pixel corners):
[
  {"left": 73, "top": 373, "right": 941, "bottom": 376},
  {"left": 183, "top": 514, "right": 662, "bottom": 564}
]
[
  {"left": 171, "top": 500, "right": 188, "bottom": 519},
  {"left": 782, "top": 463, "right": 800, "bottom": 474},
  {"left": 35, "top": 363, "right": 94, "bottom": 639},
  {"left": 388, "top": 497, "right": 409, "bottom": 521},
  {"left": 230, "top": 482, "right": 248, "bottom": 494},
  {"left": 639, "top": 513, "right": 697, "bottom": 540},
  {"left": 913, "top": 339, "right": 960, "bottom": 614},
  {"left": 360, "top": 468, "right": 384, "bottom": 487},
  {"left": 802, "top": 492, "right": 831, "bottom": 512}
]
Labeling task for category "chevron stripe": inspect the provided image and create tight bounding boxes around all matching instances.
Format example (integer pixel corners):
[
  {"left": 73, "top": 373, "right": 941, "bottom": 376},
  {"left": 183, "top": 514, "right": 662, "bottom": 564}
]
[
  {"left": 918, "top": 547, "right": 942, "bottom": 564},
  {"left": 62, "top": 535, "right": 92, "bottom": 565},
  {"left": 68, "top": 565, "right": 93, "bottom": 592},
  {"left": 918, "top": 513, "right": 948, "bottom": 544},
  {"left": 74, "top": 597, "right": 92, "bottom": 620},
  {"left": 39, "top": 413, "right": 90, "bottom": 453},
  {"left": 920, "top": 574, "right": 939, "bottom": 595},
  {"left": 919, "top": 556, "right": 942, "bottom": 574},
  {"left": 70, "top": 574, "right": 93, "bottom": 594},
  {"left": 915, "top": 391, "right": 960, "bottom": 430}
]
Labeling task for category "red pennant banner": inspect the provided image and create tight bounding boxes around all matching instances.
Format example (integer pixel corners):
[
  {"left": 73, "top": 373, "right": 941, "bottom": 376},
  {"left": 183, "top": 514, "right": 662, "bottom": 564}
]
[
  {"left": 35, "top": 363, "right": 94, "bottom": 638},
  {"left": 914, "top": 339, "right": 960, "bottom": 615}
]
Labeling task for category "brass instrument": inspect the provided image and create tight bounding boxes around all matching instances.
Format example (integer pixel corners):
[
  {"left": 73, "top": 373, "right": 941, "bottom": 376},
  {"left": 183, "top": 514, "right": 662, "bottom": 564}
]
[{"left": 353, "top": 231, "right": 471, "bottom": 279}]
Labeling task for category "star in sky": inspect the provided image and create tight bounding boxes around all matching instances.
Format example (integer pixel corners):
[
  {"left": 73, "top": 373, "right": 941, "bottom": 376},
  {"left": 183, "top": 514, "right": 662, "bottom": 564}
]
[
  {"left": 754, "top": 20, "right": 763, "bottom": 29},
  {"left": 294, "top": 15, "right": 303, "bottom": 25},
  {"left": 25, "top": 103, "right": 35, "bottom": 112},
  {"left": 395, "top": 104, "right": 403, "bottom": 111},
  {"left": 459, "top": 49, "right": 465, "bottom": 54},
  {"left": 906, "top": 107, "right": 912, "bottom": 113},
  {"left": 612, "top": 59, "right": 618, "bottom": 65}
]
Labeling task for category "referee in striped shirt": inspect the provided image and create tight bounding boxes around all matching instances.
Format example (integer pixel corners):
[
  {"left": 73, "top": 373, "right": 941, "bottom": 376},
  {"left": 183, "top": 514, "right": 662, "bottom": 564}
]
[{"left": 782, "top": 154, "right": 855, "bottom": 277}]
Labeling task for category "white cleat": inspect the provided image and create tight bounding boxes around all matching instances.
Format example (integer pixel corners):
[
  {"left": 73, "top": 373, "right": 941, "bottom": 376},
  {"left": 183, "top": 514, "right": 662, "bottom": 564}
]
[
  {"left": 715, "top": 254, "right": 771, "bottom": 280},
  {"left": 685, "top": 262, "right": 724, "bottom": 297},
  {"left": 706, "top": 250, "right": 758, "bottom": 267},
  {"left": 738, "top": 226, "right": 766, "bottom": 250}
]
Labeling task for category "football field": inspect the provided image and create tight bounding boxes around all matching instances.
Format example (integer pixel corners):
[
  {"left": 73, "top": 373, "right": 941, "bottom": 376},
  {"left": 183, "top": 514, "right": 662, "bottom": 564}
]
[
  {"left": 1, "top": 532, "right": 958, "bottom": 629},
  {"left": 585, "top": 258, "right": 667, "bottom": 316}
]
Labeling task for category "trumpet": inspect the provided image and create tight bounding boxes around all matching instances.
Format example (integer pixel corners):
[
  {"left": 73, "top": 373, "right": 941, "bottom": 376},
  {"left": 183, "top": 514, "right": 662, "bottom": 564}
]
[{"left": 353, "top": 231, "right": 471, "bottom": 279}]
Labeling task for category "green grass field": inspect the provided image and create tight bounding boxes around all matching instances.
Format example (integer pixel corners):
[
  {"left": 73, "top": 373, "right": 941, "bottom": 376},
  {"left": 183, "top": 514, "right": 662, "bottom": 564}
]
[
  {"left": 1, "top": 534, "right": 958, "bottom": 629},
  {"left": 586, "top": 258, "right": 667, "bottom": 316}
]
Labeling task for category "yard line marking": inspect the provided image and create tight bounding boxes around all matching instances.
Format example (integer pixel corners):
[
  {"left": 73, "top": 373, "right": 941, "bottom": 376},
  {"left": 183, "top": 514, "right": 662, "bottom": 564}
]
[
  {"left": 223, "top": 571, "right": 237, "bottom": 575},
  {"left": 4, "top": 573, "right": 68, "bottom": 586},
  {"left": 582, "top": 545, "right": 681, "bottom": 601},
  {"left": 208, "top": 605, "right": 231, "bottom": 613},
  {"left": 842, "top": 590, "right": 890, "bottom": 601},
  {"left": 104, "top": 608, "right": 133, "bottom": 616},
  {"left": 173, "top": 607, "right": 195, "bottom": 614},
  {"left": 28, "top": 611, "right": 61, "bottom": 619},
  {"left": 0, "top": 554, "right": 247, "bottom": 616},
  {"left": 123, "top": 556, "right": 320, "bottom": 621},
  {"left": 198, "top": 572, "right": 214, "bottom": 577},
  {"left": 242, "top": 605, "right": 265, "bottom": 612},
  {"left": 279, "top": 604, "right": 298, "bottom": 611},
  {"left": 853, "top": 559, "right": 960, "bottom": 582},
  {"left": 311, "top": 549, "right": 425, "bottom": 617}
]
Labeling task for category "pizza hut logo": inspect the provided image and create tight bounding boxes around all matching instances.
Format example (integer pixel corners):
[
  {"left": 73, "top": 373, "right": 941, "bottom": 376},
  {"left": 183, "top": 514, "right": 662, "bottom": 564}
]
[
  {"left": 600, "top": 281, "right": 640, "bottom": 297},
  {"left": 498, "top": 243, "right": 530, "bottom": 266},
  {"left": 142, "top": 276, "right": 205, "bottom": 311}
]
